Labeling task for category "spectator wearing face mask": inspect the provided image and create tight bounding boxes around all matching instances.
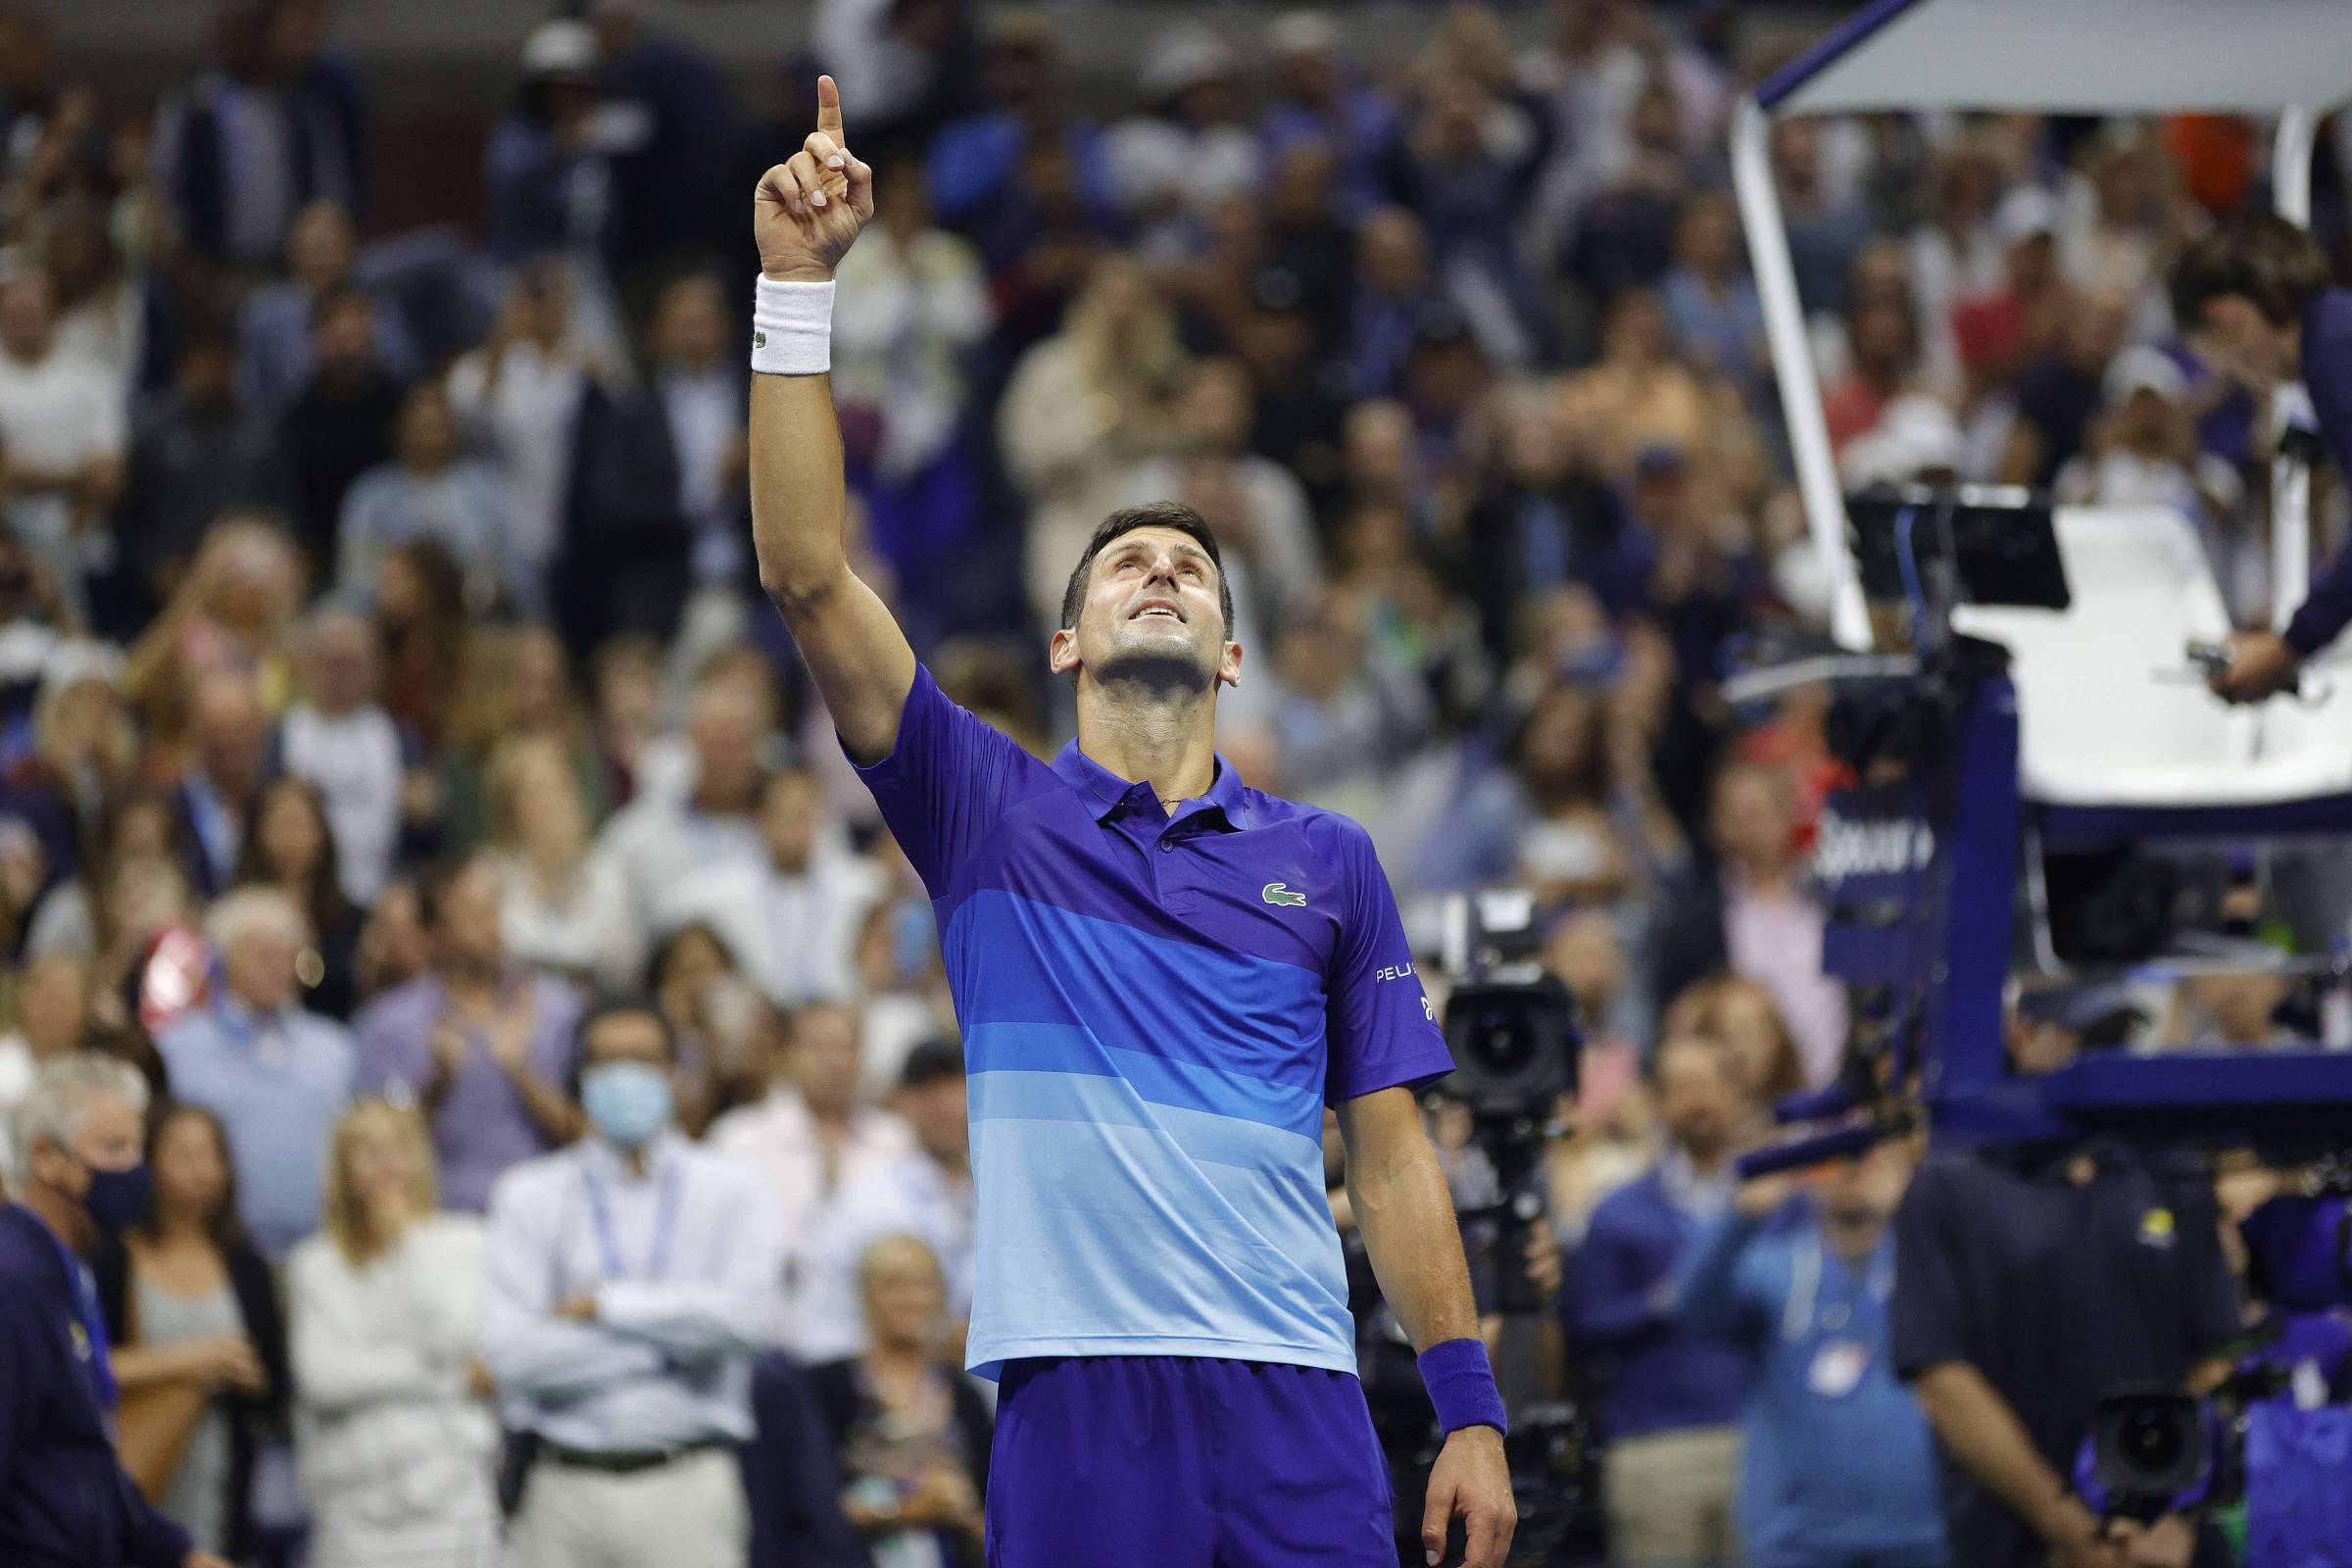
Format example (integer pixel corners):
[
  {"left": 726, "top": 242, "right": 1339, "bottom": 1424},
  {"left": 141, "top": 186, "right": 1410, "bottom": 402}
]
[
  {"left": 485, "top": 997, "right": 783, "bottom": 1568},
  {"left": 0, "top": 1052, "right": 232, "bottom": 1568}
]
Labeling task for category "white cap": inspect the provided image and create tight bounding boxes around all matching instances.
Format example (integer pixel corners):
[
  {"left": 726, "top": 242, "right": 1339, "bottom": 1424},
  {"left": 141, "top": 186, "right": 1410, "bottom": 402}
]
[
  {"left": 520, "top": 19, "right": 599, "bottom": 80},
  {"left": 1842, "top": 394, "right": 1965, "bottom": 487},
  {"left": 1994, "top": 184, "right": 2057, "bottom": 248},
  {"left": 39, "top": 638, "right": 122, "bottom": 702},
  {"left": 1269, "top": 10, "right": 1342, "bottom": 58},
  {"left": 2103, "top": 344, "right": 2187, "bottom": 408},
  {"left": 1141, "top": 27, "right": 1235, "bottom": 99}
]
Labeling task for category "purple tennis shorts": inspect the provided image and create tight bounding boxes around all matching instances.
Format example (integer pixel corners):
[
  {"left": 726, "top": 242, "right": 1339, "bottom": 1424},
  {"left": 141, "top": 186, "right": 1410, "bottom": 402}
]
[{"left": 985, "top": 1354, "right": 1396, "bottom": 1567}]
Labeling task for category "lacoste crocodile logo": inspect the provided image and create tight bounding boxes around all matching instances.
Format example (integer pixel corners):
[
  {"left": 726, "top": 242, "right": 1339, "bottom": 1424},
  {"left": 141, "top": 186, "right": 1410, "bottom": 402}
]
[{"left": 1261, "top": 882, "right": 1307, "bottom": 907}]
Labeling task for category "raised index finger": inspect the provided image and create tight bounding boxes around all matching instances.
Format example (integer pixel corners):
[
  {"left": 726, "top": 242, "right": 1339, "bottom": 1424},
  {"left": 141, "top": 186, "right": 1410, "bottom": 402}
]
[{"left": 815, "top": 73, "right": 845, "bottom": 141}]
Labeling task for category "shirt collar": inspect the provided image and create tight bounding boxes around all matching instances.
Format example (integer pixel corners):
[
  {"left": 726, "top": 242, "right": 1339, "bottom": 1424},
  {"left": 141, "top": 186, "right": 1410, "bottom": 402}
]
[
  {"left": 581, "top": 1129, "right": 682, "bottom": 1183},
  {"left": 216, "top": 992, "right": 290, "bottom": 1039},
  {"left": 1051, "top": 742, "right": 1253, "bottom": 829}
]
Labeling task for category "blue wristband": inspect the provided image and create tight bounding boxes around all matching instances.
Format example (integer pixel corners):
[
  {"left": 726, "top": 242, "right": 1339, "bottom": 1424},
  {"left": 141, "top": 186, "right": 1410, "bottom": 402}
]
[{"left": 1417, "top": 1338, "right": 1507, "bottom": 1436}]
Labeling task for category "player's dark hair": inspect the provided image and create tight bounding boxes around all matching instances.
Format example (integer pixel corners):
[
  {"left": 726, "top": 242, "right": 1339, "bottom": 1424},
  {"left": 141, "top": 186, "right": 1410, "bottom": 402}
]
[
  {"left": 2173, "top": 215, "right": 2333, "bottom": 330},
  {"left": 1058, "top": 502, "right": 1235, "bottom": 635}
]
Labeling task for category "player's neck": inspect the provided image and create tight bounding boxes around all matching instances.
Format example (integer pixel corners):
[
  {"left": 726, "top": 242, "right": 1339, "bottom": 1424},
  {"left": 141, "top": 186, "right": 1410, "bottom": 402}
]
[{"left": 1076, "top": 685, "right": 1218, "bottom": 812}]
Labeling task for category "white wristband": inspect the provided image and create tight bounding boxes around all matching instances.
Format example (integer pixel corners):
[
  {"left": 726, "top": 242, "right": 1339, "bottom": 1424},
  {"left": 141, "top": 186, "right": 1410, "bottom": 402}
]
[{"left": 751, "top": 277, "right": 833, "bottom": 375}]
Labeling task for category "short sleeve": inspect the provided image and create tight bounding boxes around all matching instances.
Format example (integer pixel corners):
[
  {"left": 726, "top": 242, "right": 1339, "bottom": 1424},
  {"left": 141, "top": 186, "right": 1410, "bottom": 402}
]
[
  {"left": 1323, "top": 818, "right": 1452, "bottom": 1104},
  {"left": 1890, "top": 1156, "right": 1971, "bottom": 1379},
  {"left": 848, "top": 663, "right": 1052, "bottom": 900}
]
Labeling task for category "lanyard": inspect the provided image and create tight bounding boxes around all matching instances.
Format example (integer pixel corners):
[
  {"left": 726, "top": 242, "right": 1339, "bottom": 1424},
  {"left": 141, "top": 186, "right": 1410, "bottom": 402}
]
[
  {"left": 38, "top": 1221, "right": 118, "bottom": 1412},
  {"left": 581, "top": 1157, "right": 683, "bottom": 1284}
]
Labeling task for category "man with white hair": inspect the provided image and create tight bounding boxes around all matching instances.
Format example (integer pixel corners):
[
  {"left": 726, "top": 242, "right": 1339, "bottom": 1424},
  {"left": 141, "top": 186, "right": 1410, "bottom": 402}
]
[
  {"left": 157, "top": 887, "right": 356, "bottom": 1257},
  {"left": 1, "top": 1053, "right": 231, "bottom": 1568}
]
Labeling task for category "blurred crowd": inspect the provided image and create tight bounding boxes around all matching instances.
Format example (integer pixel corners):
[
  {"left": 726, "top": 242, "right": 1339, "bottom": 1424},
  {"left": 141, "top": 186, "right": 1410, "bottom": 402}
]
[{"left": 0, "top": 0, "right": 2347, "bottom": 1563}]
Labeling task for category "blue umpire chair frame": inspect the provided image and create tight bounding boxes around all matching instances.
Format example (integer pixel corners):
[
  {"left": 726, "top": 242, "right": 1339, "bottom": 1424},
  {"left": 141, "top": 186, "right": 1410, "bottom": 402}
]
[{"left": 1729, "top": 0, "right": 2352, "bottom": 1156}]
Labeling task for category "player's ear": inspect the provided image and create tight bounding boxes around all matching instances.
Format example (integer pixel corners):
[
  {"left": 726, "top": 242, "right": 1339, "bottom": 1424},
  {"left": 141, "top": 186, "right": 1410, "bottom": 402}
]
[
  {"left": 1048, "top": 625, "right": 1080, "bottom": 677},
  {"left": 1217, "top": 639, "right": 1243, "bottom": 690}
]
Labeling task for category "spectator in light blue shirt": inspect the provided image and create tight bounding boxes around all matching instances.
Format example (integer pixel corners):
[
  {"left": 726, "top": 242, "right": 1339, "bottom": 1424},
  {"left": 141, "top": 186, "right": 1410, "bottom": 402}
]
[
  {"left": 1674, "top": 1141, "right": 1946, "bottom": 1568},
  {"left": 337, "top": 380, "right": 530, "bottom": 614},
  {"left": 157, "top": 886, "right": 357, "bottom": 1258},
  {"left": 1660, "top": 191, "right": 1767, "bottom": 397}
]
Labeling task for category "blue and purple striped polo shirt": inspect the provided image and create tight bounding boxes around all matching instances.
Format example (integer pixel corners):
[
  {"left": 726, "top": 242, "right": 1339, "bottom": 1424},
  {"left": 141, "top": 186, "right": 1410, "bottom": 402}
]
[{"left": 852, "top": 665, "right": 1452, "bottom": 1379}]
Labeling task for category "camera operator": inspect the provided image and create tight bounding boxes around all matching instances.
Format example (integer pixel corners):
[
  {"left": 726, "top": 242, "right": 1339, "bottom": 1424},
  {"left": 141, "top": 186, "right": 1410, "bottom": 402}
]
[
  {"left": 2171, "top": 216, "right": 2352, "bottom": 704},
  {"left": 1893, "top": 984, "right": 2240, "bottom": 1568}
]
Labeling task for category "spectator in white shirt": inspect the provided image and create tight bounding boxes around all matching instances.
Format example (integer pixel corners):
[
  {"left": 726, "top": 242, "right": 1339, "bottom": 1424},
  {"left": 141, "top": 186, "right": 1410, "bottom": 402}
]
[
  {"left": 1103, "top": 29, "right": 1261, "bottom": 259},
  {"left": 446, "top": 260, "right": 594, "bottom": 584},
  {"left": 337, "top": 381, "right": 528, "bottom": 614},
  {"left": 487, "top": 734, "right": 635, "bottom": 989},
  {"left": 486, "top": 998, "right": 782, "bottom": 1568},
  {"left": 275, "top": 606, "right": 411, "bottom": 906},
  {"left": 710, "top": 1001, "right": 927, "bottom": 1362},
  {"left": 662, "top": 765, "right": 884, "bottom": 1010},
  {"left": 290, "top": 1099, "right": 498, "bottom": 1568},
  {"left": 887, "top": 1041, "right": 975, "bottom": 1329},
  {"left": 0, "top": 265, "right": 125, "bottom": 612},
  {"left": 594, "top": 673, "right": 768, "bottom": 938}
]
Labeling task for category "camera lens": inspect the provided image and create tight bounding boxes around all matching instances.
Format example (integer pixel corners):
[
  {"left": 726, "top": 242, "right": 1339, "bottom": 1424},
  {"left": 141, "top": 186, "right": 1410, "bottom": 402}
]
[
  {"left": 2121, "top": 1409, "right": 2181, "bottom": 1469},
  {"left": 1469, "top": 1009, "right": 1539, "bottom": 1077}
]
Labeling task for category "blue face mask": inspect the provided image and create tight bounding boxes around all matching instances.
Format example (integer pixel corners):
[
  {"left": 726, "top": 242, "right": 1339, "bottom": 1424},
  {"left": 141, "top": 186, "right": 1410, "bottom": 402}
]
[
  {"left": 581, "top": 1061, "right": 673, "bottom": 1150},
  {"left": 80, "top": 1160, "right": 153, "bottom": 1234}
]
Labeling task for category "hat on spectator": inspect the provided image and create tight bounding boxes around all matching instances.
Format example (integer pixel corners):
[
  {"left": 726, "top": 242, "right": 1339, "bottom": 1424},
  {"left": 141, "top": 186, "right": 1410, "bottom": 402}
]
[
  {"left": 2102, "top": 344, "right": 2187, "bottom": 410},
  {"left": 1141, "top": 27, "right": 1235, "bottom": 100},
  {"left": 1270, "top": 10, "right": 1343, "bottom": 59},
  {"left": 1994, "top": 184, "right": 2058, "bottom": 249},
  {"left": 520, "top": 19, "right": 598, "bottom": 81},
  {"left": 38, "top": 639, "right": 122, "bottom": 704},
  {"left": 2016, "top": 981, "right": 2146, "bottom": 1040},
  {"left": 899, "top": 1040, "right": 965, "bottom": 1090},
  {"left": 1840, "top": 394, "right": 1963, "bottom": 488}
]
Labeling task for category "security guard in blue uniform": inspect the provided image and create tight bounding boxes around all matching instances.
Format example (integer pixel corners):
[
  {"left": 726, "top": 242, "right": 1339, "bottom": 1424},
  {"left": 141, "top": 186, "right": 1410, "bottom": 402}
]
[{"left": 0, "top": 1053, "right": 229, "bottom": 1568}]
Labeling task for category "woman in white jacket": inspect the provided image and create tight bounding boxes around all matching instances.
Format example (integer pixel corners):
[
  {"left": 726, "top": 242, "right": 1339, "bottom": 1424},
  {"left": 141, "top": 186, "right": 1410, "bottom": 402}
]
[{"left": 290, "top": 1100, "right": 500, "bottom": 1568}]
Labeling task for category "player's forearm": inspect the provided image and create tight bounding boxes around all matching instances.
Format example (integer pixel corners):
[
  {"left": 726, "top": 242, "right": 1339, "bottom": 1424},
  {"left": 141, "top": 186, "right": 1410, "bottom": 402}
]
[
  {"left": 1914, "top": 1361, "right": 2085, "bottom": 1544},
  {"left": 748, "top": 370, "right": 854, "bottom": 612},
  {"left": 1347, "top": 1125, "right": 1482, "bottom": 1350}
]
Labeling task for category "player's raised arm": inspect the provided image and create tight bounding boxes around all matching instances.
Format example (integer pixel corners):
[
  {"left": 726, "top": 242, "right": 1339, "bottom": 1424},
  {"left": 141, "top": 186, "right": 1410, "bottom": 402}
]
[{"left": 747, "top": 74, "right": 917, "bottom": 765}]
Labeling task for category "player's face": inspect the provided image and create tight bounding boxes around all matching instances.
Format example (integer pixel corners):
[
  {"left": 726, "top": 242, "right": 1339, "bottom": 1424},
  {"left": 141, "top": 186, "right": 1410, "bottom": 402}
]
[{"left": 1055, "top": 527, "right": 1239, "bottom": 693}]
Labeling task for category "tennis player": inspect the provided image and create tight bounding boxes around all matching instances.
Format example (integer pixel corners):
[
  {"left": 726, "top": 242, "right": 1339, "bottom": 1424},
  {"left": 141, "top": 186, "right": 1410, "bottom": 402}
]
[{"left": 744, "top": 77, "right": 1515, "bottom": 1568}]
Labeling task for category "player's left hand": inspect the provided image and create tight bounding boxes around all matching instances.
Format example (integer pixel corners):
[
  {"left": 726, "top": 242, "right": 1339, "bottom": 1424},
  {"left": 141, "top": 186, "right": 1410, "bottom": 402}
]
[{"left": 1422, "top": 1424, "right": 1515, "bottom": 1567}]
